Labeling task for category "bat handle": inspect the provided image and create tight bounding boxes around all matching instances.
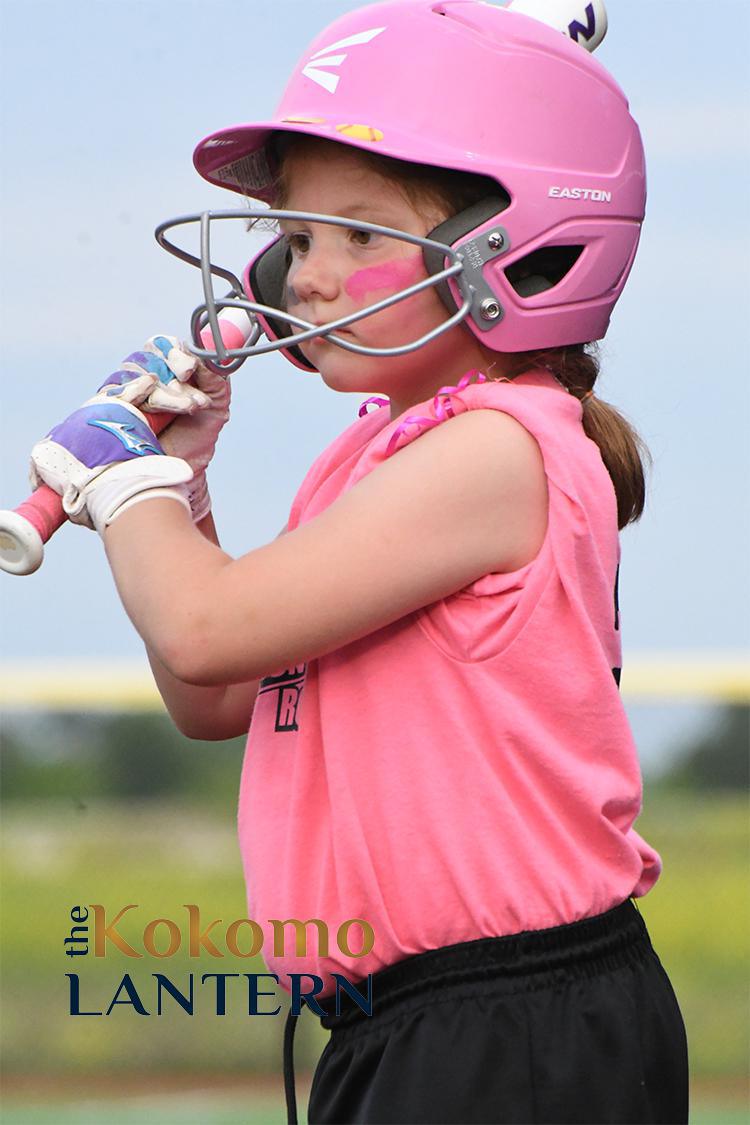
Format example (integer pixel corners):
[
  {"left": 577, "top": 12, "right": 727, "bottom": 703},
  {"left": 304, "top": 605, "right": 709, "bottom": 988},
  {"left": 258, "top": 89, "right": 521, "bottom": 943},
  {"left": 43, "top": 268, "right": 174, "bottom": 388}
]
[
  {"left": 0, "top": 410, "right": 173, "bottom": 576},
  {"left": 2, "top": 311, "right": 256, "bottom": 576},
  {"left": 0, "top": 489, "right": 63, "bottom": 575}
]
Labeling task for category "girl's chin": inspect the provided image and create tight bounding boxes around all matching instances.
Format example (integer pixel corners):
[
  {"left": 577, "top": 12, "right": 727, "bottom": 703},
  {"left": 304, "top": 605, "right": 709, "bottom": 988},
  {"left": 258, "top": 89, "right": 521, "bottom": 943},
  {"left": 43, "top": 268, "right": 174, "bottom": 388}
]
[{"left": 316, "top": 355, "right": 384, "bottom": 394}]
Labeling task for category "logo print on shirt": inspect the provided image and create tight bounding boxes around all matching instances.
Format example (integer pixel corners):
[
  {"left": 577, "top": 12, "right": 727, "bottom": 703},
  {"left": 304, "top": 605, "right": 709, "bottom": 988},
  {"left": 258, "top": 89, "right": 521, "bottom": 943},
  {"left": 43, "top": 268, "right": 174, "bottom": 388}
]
[
  {"left": 258, "top": 664, "right": 307, "bottom": 732},
  {"left": 302, "top": 26, "right": 386, "bottom": 93}
]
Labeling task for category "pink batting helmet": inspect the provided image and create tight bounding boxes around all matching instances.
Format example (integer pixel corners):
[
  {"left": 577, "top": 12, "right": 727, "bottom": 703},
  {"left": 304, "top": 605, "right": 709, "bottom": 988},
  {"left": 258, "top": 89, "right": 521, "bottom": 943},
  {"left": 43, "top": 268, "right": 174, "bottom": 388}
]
[{"left": 191, "top": 0, "right": 646, "bottom": 359}]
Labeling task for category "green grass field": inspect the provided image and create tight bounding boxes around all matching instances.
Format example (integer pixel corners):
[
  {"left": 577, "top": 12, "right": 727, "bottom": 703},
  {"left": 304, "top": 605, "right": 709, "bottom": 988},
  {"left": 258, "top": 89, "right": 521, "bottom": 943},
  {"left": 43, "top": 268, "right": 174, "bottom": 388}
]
[
  {"left": 1, "top": 792, "right": 748, "bottom": 1121},
  {"left": 1, "top": 1081, "right": 748, "bottom": 1124}
]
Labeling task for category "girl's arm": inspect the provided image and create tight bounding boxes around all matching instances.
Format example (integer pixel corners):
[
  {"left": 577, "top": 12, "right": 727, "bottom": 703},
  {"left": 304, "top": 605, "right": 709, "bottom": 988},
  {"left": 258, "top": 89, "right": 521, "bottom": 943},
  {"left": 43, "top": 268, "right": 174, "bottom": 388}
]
[
  {"left": 103, "top": 408, "right": 548, "bottom": 686},
  {"left": 141, "top": 513, "right": 287, "bottom": 740},
  {"left": 145, "top": 644, "right": 259, "bottom": 740}
]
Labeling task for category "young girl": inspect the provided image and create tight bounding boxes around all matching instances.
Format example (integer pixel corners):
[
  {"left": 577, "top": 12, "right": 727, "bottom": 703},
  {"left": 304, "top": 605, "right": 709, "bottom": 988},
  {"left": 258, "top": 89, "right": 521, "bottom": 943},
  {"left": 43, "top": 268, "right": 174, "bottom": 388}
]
[{"left": 30, "top": 1, "right": 689, "bottom": 1122}]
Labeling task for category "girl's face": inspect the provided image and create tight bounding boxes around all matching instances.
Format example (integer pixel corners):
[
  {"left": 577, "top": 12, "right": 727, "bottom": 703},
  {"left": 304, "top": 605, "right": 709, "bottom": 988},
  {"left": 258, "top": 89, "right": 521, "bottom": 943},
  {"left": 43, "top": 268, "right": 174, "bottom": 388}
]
[{"left": 279, "top": 144, "right": 498, "bottom": 418}]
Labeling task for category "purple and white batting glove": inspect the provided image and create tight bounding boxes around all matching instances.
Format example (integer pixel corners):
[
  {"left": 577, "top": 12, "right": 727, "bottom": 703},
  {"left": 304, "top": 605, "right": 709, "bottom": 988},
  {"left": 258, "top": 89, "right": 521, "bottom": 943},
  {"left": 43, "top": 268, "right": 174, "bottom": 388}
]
[
  {"left": 98, "top": 335, "right": 210, "bottom": 414},
  {"left": 30, "top": 397, "right": 193, "bottom": 535},
  {"left": 98, "top": 335, "right": 230, "bottom": 523}
]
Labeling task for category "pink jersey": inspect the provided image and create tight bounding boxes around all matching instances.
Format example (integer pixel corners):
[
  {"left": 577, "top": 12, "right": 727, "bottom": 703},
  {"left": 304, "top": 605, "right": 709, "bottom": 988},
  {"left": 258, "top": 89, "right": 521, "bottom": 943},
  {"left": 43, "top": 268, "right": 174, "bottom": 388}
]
[{"left": 237, "top": 369, "right": 661, "bottom": 995}]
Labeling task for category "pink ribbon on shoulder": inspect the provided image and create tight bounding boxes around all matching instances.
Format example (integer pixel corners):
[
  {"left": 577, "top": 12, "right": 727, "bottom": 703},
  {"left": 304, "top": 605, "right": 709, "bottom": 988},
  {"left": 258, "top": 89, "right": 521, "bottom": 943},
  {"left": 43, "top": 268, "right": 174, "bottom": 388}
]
[
  {"left": 358, "top": 396, "right": 390, "bottom": 417},
  {"left": 384, "top": 369, "right": 490, "bottom": 457}
]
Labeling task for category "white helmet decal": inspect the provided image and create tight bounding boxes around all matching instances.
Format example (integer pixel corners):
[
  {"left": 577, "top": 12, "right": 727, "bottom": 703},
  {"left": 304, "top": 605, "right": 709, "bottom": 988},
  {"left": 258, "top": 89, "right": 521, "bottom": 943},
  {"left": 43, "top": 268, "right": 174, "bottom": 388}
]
[{"left": 302, "top": 26, "right": 387, "bottom": 93}]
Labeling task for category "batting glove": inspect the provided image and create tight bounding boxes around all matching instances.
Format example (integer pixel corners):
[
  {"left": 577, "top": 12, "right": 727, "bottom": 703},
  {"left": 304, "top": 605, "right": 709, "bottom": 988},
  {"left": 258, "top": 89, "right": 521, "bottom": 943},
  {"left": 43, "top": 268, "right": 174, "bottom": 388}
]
[
  {"left": 98, "top": 335, "right": 230, "bottom": 522},
  {"left": 30, "top": 397, "right": 193, "bottom": 536},
  {"left": 98, "top": 335, "right": 210, "bottom": 414}
]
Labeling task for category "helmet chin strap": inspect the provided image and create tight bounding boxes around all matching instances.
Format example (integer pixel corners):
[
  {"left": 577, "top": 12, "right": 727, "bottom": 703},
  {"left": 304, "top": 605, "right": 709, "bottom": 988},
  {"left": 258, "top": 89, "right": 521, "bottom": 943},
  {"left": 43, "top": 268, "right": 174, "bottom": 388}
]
[{"left": 155, "top": 209, "right": 474, "bottom": 369}]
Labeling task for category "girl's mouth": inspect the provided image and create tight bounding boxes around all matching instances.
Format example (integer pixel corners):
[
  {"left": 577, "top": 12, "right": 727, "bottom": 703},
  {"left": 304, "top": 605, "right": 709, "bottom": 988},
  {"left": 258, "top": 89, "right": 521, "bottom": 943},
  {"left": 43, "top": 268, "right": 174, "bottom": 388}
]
[{"left": 309, "top": 325, "right": 355, "bottom": 340}]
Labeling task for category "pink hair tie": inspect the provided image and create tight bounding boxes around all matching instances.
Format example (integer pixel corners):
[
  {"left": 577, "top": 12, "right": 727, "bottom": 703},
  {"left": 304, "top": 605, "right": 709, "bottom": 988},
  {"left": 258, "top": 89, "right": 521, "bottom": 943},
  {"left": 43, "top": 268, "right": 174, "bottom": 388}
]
[
  {"left": 385, "top": 370, "right": 488, "bottom": 457},
  {"left": 358, "top": 396, "right": 390, "bottom": 417}
]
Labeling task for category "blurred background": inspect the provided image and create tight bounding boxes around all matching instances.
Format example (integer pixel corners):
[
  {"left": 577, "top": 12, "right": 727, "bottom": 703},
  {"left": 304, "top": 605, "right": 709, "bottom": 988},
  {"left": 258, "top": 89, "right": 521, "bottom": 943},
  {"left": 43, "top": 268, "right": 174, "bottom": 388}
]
[{"left": 1, "top": 0, "right": 748, "bottom": 1122}]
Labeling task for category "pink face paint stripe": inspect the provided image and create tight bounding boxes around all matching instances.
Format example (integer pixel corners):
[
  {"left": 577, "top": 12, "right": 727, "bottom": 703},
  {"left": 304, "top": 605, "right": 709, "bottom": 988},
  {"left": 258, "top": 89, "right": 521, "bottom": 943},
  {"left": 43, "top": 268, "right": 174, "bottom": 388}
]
[{"left": 345, "top": 254, "right": 424, "bottom": 301}]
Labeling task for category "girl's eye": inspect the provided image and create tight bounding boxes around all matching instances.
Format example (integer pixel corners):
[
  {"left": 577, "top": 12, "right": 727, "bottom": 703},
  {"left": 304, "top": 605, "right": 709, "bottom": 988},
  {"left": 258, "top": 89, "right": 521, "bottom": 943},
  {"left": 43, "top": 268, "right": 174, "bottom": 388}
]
[
  {"left": 285, "top": 232, "right": 311, "bottom": 255},
  {"left": 350, "top": 228, "right": 374, "bottom": 247}
]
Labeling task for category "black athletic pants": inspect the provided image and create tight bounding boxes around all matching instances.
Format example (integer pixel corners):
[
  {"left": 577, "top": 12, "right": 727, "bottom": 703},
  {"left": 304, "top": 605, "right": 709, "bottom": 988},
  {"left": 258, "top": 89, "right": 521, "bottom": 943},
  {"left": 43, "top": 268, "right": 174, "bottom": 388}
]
[{"left": 283, "top": 898, "right": 689, "bottom": 1124}]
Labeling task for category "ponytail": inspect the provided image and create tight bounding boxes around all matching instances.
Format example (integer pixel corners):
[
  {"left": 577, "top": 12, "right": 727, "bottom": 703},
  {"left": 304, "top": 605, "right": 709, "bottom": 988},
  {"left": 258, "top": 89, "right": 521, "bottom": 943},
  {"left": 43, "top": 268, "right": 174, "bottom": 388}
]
[{"left": 501, "top": 344, "right": 651, "bottom": 530}]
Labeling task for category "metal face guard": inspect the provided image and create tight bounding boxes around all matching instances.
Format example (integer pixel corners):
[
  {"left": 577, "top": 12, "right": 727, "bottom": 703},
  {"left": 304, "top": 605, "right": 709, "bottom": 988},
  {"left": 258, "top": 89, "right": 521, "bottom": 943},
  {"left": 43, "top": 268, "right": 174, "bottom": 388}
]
[{"left": 155, "top": 209, "right": 472, "bottom": 371}]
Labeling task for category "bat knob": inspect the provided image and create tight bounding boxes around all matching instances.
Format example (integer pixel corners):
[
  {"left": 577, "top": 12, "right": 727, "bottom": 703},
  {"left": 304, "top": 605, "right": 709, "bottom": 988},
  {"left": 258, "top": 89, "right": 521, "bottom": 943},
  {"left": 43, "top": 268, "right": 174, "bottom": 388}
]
[{"left": 0, "top": 511, "right": 45, "bottom": 575}]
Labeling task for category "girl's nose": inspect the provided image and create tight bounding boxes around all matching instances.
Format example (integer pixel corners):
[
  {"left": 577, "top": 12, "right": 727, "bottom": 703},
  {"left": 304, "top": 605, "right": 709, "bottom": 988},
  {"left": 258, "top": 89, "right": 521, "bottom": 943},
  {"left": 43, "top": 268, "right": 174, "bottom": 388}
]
[{"left": 287, "top": 244, "right": 340, "bottom": 306}]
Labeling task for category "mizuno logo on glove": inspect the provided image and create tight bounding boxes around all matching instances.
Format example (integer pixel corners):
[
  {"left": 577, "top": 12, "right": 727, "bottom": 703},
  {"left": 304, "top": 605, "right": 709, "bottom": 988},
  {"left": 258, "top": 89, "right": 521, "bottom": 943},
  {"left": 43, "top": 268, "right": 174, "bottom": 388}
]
[{"left": 87, "top": 418, "right": 163, "bottom": 457}]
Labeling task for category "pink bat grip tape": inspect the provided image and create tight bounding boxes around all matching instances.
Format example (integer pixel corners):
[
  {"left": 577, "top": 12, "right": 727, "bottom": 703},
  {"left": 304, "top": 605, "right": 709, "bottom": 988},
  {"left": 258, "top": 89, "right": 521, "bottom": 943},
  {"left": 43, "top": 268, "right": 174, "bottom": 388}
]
[{"left": 14, "top": 487, "right": 68, "bottom": 543}]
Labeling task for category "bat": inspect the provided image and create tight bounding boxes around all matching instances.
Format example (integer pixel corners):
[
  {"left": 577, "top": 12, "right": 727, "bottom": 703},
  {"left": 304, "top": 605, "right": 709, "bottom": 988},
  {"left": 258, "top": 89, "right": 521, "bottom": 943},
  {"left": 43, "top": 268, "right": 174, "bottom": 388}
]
[{"left": 0, "top": 309, "right": 254, "bottom": 576}]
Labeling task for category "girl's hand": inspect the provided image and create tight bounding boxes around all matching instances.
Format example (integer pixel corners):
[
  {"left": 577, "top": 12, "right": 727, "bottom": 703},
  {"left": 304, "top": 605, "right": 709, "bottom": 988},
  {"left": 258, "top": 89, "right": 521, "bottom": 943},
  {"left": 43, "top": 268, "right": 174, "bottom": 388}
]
[
  {"left": 98, "top": 335, "right": 210, "bottom": 414},
  {"left": 156, "top": 354, "right": 231, "bottom": 524},
  {"left": 98, "top": 336, "right": 231, "bottom": 523},
  {"left": 29, "top": 396, "right": 193, "bottom": 535},
  {"left": 98, "top": 335, "right": 231, "bottom": 524}
]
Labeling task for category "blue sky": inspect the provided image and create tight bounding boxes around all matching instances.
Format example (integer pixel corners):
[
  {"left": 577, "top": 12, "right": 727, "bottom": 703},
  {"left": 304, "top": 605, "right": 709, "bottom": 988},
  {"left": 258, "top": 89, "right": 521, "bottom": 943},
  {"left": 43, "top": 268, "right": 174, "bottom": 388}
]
[{"left": 1, "top": 1, "right": 749, "bottom": 770}]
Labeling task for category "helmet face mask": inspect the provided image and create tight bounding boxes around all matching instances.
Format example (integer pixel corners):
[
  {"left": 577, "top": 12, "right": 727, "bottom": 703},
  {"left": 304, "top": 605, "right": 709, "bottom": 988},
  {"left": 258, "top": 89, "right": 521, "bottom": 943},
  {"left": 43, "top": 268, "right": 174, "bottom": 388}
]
[
  {"left": 155, "top": 208, "right": 475, "bottom": 371},
  {"left": 164, "top": 0, "right": 645, "bottom": 370}
]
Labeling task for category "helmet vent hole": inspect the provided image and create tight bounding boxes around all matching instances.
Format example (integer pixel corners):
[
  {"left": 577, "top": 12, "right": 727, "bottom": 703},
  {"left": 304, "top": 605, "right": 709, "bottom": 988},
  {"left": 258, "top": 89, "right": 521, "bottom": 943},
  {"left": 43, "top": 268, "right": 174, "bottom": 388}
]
[{"left": 505, "top": 246, "right": 583, "bottom": 297}]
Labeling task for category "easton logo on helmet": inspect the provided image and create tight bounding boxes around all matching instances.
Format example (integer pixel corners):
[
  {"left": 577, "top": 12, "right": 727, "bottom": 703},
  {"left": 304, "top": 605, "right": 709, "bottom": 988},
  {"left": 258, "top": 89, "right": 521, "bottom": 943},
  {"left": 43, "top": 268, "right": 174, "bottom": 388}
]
[
  {"left": 549, "top": 186, "right": 612, "bottom": 202},
  {"left": 302, "top": 26, "right": 387, "bottom": 93}
]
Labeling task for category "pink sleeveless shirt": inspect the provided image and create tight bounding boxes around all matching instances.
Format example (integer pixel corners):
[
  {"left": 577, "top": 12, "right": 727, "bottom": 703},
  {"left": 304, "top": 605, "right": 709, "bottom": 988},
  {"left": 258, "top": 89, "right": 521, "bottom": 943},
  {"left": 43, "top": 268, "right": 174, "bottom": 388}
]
[{"left": 237, "top": 369, "right": 661, "bottom": 994}]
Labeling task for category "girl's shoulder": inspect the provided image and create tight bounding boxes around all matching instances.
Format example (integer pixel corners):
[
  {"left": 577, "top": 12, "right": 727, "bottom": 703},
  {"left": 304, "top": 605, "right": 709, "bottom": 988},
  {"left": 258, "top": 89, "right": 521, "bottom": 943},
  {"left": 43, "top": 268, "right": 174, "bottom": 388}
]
[{"left": 354, "top": 369, "right": 587, "bottom": 494}]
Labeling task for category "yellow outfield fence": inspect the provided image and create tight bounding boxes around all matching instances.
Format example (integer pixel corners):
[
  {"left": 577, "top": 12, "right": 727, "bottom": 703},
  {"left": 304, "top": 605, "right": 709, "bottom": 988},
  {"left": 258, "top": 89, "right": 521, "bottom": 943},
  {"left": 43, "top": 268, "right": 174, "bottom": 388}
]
[{"left": 0, "top": 653, "right": 749, "bottom": 711}]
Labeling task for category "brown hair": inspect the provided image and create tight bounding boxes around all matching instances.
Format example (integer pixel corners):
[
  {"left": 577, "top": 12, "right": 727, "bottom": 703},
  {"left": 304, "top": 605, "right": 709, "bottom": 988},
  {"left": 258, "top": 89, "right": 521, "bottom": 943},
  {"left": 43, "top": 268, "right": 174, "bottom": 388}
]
[
  {"left": 269, "top": 132, "right": 502, "bottom": 220},
  {"left": 269, "top": 134, "right": 650, "bottom": 528},
  {"left": 501, "top": 345, "right": 650, "bottom": 529}
]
